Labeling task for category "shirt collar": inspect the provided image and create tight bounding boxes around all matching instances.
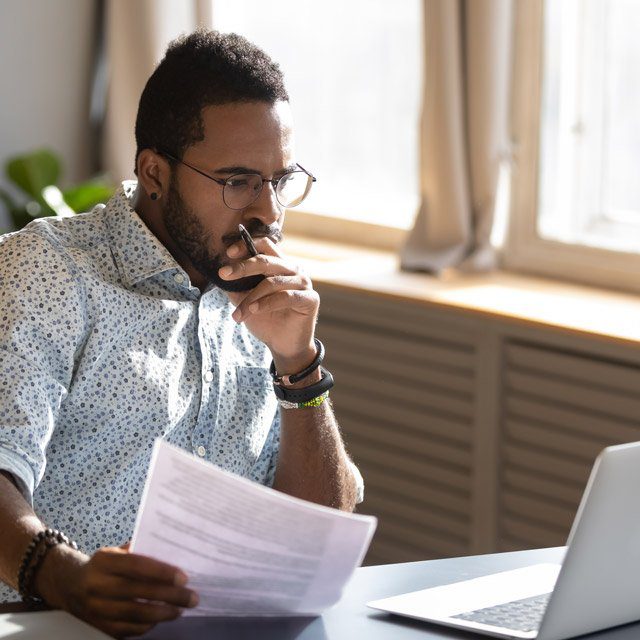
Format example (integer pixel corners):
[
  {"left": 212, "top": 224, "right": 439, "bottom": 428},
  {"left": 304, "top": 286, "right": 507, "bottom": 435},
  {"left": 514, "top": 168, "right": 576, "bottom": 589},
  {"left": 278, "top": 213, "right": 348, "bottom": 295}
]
[{"left": 105, "top": 181, "right": 181, "bottom": 286}]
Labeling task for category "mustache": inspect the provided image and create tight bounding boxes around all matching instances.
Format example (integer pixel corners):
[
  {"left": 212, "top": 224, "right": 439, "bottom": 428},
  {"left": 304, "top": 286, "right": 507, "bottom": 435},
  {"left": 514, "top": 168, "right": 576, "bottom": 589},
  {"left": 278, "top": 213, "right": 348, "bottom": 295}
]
[{"left": 221, "top": 223, "right": 283, "bottom": 247}]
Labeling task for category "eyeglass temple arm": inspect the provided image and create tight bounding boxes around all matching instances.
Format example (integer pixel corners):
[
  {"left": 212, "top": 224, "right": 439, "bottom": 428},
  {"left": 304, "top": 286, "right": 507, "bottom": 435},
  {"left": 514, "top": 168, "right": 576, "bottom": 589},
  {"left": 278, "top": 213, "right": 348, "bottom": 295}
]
[
  {"left": 157, "top": 149, "right": 178, "bottom": 162},
  {"left": 296, "top": 163, "right": 316, "bottom": 181},
  {"left": 158, "top": 149, "right": 315, "bottom": 185},
  {"left": 156, "top": 149, "right": 226, "bottom": 185}
]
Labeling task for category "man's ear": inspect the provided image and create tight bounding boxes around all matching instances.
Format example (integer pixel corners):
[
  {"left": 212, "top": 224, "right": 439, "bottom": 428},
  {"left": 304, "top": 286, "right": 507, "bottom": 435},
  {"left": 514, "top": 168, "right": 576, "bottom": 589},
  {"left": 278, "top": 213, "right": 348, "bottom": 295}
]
[{"left": 136, "top": 149, "right": 170, "bottom": 200}]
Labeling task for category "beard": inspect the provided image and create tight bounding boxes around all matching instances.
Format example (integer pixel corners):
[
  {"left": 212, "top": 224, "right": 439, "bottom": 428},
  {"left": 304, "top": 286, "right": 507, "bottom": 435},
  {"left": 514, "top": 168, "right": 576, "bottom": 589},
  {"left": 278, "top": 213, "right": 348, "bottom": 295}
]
[{"left": 162, "top": 176, "right": 280, "bottom": 292}]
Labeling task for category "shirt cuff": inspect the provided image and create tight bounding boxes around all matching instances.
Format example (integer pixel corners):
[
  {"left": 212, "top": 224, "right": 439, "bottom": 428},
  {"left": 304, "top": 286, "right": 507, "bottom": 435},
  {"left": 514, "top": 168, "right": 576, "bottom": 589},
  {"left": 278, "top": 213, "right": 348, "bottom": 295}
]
[
  {"left": 0, "top": 445, "right": 36, "bottom": 506},
  {"left": 349, "top": 459, "right": 365, "bottom": 504}
]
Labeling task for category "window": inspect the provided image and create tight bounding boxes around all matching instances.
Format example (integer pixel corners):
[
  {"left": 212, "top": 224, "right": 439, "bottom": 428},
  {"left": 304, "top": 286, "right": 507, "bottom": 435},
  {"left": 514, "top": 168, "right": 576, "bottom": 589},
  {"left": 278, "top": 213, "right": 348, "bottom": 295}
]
[
  {"left": 212, "top": 0, "right": 422, "bottom": 233},
  {"left": 507, "top": 0, "right": 640, "bottom": 293},
  {"left": 539, "top": 0, "right": 640, "bottom": 253}
]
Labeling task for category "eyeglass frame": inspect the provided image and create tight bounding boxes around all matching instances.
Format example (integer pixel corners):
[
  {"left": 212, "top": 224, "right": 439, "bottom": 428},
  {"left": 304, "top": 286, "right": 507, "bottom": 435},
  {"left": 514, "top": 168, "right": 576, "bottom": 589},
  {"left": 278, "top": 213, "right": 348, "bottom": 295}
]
[{"left": 157, "top": 149, "right": 316, "bottom": 210}]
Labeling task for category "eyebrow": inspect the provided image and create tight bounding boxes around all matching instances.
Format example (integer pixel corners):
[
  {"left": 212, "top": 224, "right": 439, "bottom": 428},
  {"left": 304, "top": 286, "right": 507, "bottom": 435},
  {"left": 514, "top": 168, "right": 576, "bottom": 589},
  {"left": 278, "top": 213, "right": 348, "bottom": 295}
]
[{"left": 214, "top": 164, "right": 298, "bottom": 176}]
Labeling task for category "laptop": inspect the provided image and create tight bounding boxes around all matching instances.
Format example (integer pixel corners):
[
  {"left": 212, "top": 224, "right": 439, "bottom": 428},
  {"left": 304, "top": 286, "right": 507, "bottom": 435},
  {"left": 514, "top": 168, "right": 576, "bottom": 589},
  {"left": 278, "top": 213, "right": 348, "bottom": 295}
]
[{"left": 368, "top": 441, "right": 640, "bottom": 640}]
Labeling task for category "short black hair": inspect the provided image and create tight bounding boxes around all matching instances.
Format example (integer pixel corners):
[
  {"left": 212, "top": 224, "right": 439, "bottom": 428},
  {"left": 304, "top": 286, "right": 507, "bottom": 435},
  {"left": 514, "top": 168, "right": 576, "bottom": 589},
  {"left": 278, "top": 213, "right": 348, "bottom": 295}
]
[{"left": 134, "top": 29, "right": 289, "bottom": 174}]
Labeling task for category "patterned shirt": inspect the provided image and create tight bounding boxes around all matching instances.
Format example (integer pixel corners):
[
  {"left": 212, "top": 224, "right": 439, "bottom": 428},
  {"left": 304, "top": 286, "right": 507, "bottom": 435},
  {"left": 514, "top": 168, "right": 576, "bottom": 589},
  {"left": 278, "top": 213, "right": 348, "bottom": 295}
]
[{"left": 0, "top": 181, "right": 283, "bottom": 601}]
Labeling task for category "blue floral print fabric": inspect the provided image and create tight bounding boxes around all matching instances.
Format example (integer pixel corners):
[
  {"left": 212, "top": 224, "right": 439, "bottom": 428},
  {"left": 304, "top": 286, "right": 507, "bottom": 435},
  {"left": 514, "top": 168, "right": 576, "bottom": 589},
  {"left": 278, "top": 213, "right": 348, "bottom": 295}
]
[{"left": 0, "top": 181, "right": 281, "bottom": 601}]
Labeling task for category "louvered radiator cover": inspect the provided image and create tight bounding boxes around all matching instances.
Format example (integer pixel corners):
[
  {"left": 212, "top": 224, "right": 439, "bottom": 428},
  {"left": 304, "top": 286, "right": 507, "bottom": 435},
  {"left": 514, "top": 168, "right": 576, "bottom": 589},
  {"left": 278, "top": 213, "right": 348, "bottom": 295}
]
[
  {"left": 316, "top": 286, "right": 476, "bottom": 564},
  {"left": 499, "top": 341, "right": 640, "bottom": 551},
  {"left": 315, "top": 284, "right": 640, "bottom": 565}
]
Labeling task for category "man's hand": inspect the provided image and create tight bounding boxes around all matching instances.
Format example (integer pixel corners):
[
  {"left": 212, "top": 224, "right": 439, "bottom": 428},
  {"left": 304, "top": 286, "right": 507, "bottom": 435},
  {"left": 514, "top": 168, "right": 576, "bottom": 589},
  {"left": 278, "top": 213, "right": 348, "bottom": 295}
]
[
  {"left": 37, "top": 542, "right": 198, "bottom": 638},
  {"left": 220, "top": 236, "right": 319, "bottom": 373},
  {"left": 219, "top": 234, "right": 360, "bottom": 510}
]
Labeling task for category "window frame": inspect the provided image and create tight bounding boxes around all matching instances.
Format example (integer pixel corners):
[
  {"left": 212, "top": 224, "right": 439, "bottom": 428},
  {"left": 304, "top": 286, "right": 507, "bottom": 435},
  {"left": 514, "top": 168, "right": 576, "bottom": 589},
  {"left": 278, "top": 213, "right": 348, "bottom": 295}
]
[{"left": 503, "top": 0, "right": 640, "bottom": 295}]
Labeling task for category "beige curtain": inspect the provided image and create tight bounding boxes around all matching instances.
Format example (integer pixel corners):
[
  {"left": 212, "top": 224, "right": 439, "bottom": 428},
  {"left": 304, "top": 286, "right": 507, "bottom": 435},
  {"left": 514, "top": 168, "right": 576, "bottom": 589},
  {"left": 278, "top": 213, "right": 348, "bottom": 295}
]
[
  {"left": 401, "top": 0, "right": 514, "bottom": 274},
  {"left": 103, "top": 0, "right": 213, "bottom": 183}
]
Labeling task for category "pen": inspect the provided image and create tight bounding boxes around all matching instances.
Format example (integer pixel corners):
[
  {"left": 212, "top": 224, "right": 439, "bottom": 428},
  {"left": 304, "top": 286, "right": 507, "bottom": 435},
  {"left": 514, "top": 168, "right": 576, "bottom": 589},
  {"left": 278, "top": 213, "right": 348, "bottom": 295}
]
[{"left": 238, "top": 224, "right": 258, "bottom": 257}]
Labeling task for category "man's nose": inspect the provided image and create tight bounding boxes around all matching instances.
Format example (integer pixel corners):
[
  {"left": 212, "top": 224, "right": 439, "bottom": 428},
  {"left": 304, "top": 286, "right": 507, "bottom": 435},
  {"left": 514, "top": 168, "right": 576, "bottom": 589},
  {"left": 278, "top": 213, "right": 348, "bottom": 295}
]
[{"left": 245, "top": 181, "right": 282, "bottom": 226}]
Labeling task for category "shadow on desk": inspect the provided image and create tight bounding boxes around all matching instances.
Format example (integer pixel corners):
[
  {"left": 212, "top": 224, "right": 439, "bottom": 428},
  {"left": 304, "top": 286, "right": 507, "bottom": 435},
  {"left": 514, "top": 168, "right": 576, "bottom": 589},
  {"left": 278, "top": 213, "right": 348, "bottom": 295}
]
[{"left": 143, "top": 616, "right": 325, "bottom": 639}]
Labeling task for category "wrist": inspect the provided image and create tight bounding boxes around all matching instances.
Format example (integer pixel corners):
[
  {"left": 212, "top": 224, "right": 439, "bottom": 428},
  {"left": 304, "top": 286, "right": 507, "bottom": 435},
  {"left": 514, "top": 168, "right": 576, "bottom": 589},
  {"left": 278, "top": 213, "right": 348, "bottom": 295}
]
[
  {"left": 34, "top": 543, "right": 86, "bottom": 610},
  {"left": 271, "top": 341, "right": 317, "bottom": 381}
]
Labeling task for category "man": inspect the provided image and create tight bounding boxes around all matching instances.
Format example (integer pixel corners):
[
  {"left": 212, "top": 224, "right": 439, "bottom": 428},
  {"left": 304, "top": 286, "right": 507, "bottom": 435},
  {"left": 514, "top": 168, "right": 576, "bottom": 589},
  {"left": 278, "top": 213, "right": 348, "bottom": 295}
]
[{"left": 0, "top": 30, "right": 362, "bottom": 638}]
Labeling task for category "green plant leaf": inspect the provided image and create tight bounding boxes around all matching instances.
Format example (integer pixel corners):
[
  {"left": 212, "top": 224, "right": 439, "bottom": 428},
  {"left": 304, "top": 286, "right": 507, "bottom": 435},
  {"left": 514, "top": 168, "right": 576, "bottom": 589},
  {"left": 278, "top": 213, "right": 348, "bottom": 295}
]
[
  {"left": 62, "top": 182, "right": 113, "bottom": 213},
  {"left": 6, "top": 150, "right": 61, "bottom": 199}
]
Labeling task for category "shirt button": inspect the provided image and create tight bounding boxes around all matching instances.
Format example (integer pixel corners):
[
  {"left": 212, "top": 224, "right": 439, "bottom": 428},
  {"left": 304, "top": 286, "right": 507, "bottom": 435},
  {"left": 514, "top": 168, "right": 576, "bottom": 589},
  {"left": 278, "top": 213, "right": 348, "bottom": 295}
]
[
  {"left": 174, "top": 273, "right": 185, "bottom": 284},
  {"left": 203, "top": 370, "right": 214, "bottom": 383},
  {"left": 196, "top": 445, "right": 206, "bottom": 458}
]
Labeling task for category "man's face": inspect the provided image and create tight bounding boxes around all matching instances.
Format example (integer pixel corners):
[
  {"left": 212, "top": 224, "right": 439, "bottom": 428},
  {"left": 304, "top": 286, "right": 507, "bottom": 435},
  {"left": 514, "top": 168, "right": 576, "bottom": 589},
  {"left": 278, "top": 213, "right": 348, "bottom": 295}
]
[{"left": 161, "top": 100, "right": 295, "bottom": 291}]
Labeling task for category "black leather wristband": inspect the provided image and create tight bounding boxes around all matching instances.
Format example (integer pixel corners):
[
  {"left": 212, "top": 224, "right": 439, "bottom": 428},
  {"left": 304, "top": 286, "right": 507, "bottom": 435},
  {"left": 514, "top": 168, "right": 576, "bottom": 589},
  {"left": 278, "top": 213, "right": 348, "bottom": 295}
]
[
  {"left": 273, "top": 366, "right": 334, "bottom": 403},
  {"left": 270, "top": 338, "right": 325, "bottom": 386}
]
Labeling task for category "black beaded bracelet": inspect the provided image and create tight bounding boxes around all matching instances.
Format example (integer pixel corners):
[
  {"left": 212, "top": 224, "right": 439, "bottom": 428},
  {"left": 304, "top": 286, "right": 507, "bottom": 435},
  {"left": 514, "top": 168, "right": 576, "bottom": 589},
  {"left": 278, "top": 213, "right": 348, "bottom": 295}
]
[
  {"left": 18, "top": 528, "right": 78, "bottom": 605},
  {"left": 270, "top": 338, "right": 325, "bottom": 386},
  {"left": 17, "top": 529, "right": 49, "bottom": 598}
]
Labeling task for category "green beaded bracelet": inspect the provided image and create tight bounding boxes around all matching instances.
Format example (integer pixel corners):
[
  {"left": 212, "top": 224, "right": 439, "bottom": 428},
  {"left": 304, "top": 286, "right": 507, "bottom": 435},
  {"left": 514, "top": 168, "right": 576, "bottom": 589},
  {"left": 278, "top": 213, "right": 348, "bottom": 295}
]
[{"left": 277, "top": 390, "right": 330, "bottom": 410}]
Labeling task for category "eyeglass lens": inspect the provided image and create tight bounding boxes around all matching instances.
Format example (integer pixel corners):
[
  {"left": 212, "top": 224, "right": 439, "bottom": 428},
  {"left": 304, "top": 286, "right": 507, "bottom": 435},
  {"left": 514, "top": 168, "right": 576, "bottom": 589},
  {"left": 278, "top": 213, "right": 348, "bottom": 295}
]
[{"left": 223, "top": 172, "right": 313, "bottom": 210}]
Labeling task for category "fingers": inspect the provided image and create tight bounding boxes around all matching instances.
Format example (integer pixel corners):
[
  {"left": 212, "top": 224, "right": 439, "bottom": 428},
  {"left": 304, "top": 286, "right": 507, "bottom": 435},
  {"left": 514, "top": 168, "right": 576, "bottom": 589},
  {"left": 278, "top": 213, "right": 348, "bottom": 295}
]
[
  {"left": 78, "top": 550, "right": 199, "bottom": 638},
  {"left": 219, "top": 253, "right": 298, "bottom": 281},
  {"left": 231, "top": 277, "right": 318, "bottom": 322},
  {"left": 93, "top": 547, "right": 187, "bottom": 585},
  {"left": 220, "top": 234, "right": 298, "bottom": 282},
  {"left": 87, "top": 572, "right": 198, "bottom": 609},
  {"left": 227, "top": 234, "right": 283, "bottom": 259},
  {"left": 87, "top": 597, "right": 183, "bottom": 624},
  {"left": 54, "top": 547, "right": 197, "bottom": 640}
]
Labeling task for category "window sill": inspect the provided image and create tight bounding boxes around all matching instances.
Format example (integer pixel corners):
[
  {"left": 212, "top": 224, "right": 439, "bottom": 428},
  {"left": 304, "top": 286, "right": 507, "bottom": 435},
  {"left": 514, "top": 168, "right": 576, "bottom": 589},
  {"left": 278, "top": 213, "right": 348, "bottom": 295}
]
[{"left": 283, "top": 234, "right": 640, "bottom": 347}]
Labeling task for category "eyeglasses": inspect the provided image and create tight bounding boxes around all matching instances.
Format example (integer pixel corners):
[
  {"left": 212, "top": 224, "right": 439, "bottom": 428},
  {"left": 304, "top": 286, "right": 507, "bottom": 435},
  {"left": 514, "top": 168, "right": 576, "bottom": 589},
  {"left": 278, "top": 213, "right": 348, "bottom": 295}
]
[{"left": 159, "top": 150, "right": 316, "bottom": 210}]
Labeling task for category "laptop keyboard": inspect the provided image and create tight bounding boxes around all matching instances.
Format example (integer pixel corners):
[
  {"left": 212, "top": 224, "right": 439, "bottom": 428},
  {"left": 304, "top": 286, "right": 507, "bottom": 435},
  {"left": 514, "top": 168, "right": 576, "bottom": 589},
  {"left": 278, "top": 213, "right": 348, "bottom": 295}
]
[{"left": 452, "top": 592, "right": 552, "bottom": 632}]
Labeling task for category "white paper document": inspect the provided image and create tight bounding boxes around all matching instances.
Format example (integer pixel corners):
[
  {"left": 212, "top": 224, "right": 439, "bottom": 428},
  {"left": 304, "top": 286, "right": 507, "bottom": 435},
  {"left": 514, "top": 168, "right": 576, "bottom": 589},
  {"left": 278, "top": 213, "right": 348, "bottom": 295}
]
[{"left": 130, "top": 440, "right": 376, "bottom": 616}]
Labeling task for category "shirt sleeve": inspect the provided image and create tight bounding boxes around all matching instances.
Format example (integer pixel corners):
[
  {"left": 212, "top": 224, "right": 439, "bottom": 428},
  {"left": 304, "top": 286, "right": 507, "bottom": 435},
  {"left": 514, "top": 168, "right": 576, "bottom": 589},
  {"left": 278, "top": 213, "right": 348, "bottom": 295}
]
[{"left": 0, "top": 228, "right": 85, "bottom": 504}]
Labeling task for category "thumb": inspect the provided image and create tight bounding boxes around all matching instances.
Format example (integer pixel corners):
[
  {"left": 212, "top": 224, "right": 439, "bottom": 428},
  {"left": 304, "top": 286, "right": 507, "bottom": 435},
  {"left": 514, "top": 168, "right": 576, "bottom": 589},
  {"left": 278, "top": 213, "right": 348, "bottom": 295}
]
[{"left": 119, "top": 541, "right": 131, "bottom": 552}]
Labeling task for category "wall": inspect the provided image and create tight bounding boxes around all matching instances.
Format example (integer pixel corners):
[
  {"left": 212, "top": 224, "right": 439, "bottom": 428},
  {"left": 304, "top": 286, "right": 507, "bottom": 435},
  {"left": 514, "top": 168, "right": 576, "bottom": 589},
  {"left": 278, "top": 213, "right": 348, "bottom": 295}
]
[{"left": 0, "top": 0, "right": 96, "bottom": 227}]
